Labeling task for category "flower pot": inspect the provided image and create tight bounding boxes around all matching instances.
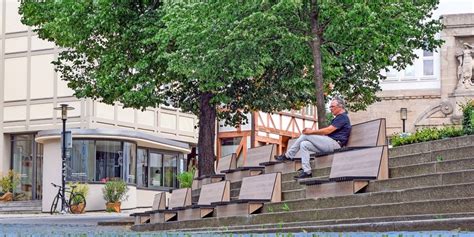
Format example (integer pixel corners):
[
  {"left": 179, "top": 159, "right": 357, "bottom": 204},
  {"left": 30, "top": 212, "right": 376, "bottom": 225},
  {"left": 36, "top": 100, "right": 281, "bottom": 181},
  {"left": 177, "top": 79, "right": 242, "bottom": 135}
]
[
  {"left": 0, "top": 192, "right": 13, "bottom": 202},
  {"left": 70, "top": 202, "right": 86, "bottom": 214},
  {"left": 106, "top": 202, "right": 121, "bottom": 213}
]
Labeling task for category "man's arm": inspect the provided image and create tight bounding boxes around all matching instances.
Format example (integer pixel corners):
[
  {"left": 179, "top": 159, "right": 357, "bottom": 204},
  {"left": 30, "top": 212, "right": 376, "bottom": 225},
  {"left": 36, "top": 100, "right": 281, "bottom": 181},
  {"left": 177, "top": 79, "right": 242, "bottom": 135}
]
[{"left": 302, "top": 125, "right": 337, "bottom": 135}]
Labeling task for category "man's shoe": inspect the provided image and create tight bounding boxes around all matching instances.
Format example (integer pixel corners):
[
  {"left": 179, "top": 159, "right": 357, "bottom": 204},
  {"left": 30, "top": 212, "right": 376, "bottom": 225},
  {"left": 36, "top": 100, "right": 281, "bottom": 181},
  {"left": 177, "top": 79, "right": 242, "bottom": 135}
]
[
  {"left": 275, "top": 154, "right": 291, "bottom": 162},
  {"left": 294, "top": 172, "right": 312, "bottom": 179}
]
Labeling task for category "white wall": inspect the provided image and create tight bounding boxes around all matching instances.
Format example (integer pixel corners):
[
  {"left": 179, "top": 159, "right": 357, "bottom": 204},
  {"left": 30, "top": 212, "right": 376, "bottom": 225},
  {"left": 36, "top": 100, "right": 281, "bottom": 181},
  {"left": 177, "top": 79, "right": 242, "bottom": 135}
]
[{"left": 41, "top": 140, "right": 62, "bottom": 212}]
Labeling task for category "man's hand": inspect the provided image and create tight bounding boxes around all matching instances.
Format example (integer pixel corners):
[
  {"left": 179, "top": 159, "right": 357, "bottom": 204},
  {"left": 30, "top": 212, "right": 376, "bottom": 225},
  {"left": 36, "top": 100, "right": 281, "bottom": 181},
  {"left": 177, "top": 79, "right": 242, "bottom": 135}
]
[
  {"left": 302, "top": 125, "right": 338, "bottom": 135},
  {"left": 302, "top": 128, "right": 314, "bottom": 135}
]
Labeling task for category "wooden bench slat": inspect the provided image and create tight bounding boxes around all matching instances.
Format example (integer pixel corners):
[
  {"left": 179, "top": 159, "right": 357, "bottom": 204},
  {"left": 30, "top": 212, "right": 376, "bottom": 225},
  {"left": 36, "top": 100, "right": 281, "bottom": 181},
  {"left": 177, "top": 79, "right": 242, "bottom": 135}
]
[
  {"left": 239, "top": 172, "right": 281, "bottom": 202},
  {"left": 329, "top": 146, "right": 387, "bottom": 179},
  {"left": 197, "top": 181, "right": 230, "bottom": 205}
]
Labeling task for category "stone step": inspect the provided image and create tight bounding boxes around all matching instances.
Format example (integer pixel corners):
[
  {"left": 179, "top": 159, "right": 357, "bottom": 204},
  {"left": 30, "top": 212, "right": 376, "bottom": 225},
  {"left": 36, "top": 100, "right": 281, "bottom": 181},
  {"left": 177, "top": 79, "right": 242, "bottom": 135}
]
[
  {"left": 389, "top": 145, "right": 474, "bottom": 167},
  {"left": 389, "top": 156, "right": 474, "bottom": 178},
  {"left": 388, "top": 135, "right": 474, "bottom": 157},
  {"left": 186, "top": 215, "right": 474, "bottom": 234},
  {"left": 172, "top": 213, "right": 474, "bottom": 234},
  {"left": 0, "top": 200, "right": 42, "bottom": 214},
  {"left": 266, "top": 182, "right": 474, "bottom": 212},
  {"left": 367, "top": 169, "right": 474, "bottom": 192},
  {"left": 132, "top": 197, "right": 474, "bottom": 232}
]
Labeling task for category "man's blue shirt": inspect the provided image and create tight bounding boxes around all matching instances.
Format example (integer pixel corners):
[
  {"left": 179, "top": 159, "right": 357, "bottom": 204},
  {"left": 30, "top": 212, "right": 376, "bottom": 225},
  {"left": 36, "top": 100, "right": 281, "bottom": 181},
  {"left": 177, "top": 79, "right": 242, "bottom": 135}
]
[{"left": 328, "top": 113, "right": 352, "bottom": 146}]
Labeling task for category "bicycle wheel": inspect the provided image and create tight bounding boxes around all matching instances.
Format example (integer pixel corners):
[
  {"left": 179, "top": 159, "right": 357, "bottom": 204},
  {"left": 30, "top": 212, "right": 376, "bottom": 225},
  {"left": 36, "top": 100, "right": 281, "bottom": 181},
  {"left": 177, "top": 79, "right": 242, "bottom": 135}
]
[
  {"left": 68, "top": 193, "right": 86, "bottom": 214},
  {"left": 50, "top": 195, "right": 60, "bottom": 215}
]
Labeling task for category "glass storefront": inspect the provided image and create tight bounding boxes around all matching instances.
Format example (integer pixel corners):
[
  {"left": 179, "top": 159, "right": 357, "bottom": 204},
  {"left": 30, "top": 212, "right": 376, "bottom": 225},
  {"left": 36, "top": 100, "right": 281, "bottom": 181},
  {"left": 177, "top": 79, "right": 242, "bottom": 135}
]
[
  {"left": 11, "top": 134, "right": 43, "bottom": 200},
  {"left": 67, "top": 139, "right": 185, "bottom": 189}
]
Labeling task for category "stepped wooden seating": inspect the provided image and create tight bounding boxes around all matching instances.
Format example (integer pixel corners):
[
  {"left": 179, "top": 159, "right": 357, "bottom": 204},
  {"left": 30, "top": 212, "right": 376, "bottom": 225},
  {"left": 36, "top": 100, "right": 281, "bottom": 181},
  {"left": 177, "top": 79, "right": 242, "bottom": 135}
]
[
  {"left": 262, "top": 118, "right": 387, "bottom": 174},
  {"left": 131, "top": 192, "right": 166, "bottom": 225},
  {"left": 300, "top": 146, "right": 388, "bottom": 199},
  {"left": 176, "top": 180, "right": 230, "bottom": 221},
  {"left": 192, "top": 154, "right": 237, "bottom": 190},
  {"left": 222, "top": 144, "right": 276, "bottom": 182},
  {"left": 213, "top": 172, "right": 281, "bottom": 218},
  {"left": 149, "top": 188, "right": 192, "bottom": 223}
]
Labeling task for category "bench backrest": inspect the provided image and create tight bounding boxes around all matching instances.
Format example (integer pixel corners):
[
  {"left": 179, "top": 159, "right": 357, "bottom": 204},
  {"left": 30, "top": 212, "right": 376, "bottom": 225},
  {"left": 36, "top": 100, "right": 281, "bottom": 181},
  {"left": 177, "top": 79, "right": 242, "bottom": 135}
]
[
  {"left": 151, "top": 192, "right": 166, "bottom": 211},
  {"left": 197, "top": 180, "right": 230, "bottom": 205},
  {"left": 329, "top": 146, "right": 388, "bottom": 180},
  {"left": 168, "top": 188, "right": 192, "bottom": 209},
  {"left": 346, "top": 118, "right": 387, "bottom": 147},
  {"left": 216, "top": 153, "right": 237, "bottom": 174},
  {"left": 244, "top": 144, "right": 276, "bottom": 167},
  {"left": 238, "top": 172, "right": 281, "bottom": 202}
]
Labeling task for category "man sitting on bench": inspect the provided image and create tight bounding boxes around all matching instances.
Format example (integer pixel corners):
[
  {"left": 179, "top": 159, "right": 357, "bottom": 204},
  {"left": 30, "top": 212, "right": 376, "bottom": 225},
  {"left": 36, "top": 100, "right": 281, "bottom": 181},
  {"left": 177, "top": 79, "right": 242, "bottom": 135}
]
[{"left": 276, "top": 97, "right": 352, "bottom": 179}]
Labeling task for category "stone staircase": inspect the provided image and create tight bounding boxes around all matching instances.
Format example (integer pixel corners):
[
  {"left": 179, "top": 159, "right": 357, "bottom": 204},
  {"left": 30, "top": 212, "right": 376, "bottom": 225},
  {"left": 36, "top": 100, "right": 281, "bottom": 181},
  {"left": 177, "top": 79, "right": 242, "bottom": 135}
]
[
  {"left": 0, "top": 200, "right": 42, "bottom": 214},
  {"left": 133, "top": 135, "right": 474, "bottom": 233}
]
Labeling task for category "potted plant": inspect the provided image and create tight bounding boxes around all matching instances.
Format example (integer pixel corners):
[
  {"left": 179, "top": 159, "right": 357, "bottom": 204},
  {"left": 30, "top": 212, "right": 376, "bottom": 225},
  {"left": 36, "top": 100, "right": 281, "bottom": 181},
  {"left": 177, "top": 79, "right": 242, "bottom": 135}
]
[
  {"left": 68, "top": 182, "right": 89, "bottom": 214},
  {"left": 102, "top": 178, "right": 129, "bottom": 213},
  {"left": 0, "top": 170, "right": 20, "bottom": 202},
  {"left": 176, "top": 168, "right": 195, "bottom": 188}
]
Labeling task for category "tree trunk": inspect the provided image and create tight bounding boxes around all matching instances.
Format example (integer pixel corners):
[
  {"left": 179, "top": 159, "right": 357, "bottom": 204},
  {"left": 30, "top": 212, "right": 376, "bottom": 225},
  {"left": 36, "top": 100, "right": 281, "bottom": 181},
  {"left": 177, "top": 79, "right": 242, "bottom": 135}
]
[
  {"left": 197, "top": 92, "right": 217, "bottom": 176},
  {"left": 310, "top": 0, "right": 327, "bottom": 127}
]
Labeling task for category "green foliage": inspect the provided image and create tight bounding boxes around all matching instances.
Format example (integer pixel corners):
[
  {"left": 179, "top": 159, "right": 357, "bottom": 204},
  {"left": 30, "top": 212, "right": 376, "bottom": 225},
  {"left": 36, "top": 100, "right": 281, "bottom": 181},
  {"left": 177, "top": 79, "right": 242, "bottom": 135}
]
[
  {"left": 68, "top": 182, "right": 89, "bottom": 205},
  {"left": 102, "top": 179, "right": 129, "bottom": 203},
  {"left": 281, "top": 203, "right": 290, "bottom": 212},
  {"left": 391, "top": 126, "right": 464, "bottom": 147},
  {"left": 460, "top": 100, "right": 474, "bottom": 135},
  {"left": 436, "top": 156, "right": 444, "bottom": 162},
  {"left": 0, "top": 170, "right": 20, "bottom": 193},
  {"left": 176, "top": 168, "right": 194, "bottom": 188}
]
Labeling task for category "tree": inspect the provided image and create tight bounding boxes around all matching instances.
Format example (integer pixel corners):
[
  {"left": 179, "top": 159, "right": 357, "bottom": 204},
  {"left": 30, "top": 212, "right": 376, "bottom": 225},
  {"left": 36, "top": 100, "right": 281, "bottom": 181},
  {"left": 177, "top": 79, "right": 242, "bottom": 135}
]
[
  {"left": 19, "top": 1, "right": 315, "bottom": 176},
  {"left": 240, "top": 0, "right": 443, "bottom": 125}
]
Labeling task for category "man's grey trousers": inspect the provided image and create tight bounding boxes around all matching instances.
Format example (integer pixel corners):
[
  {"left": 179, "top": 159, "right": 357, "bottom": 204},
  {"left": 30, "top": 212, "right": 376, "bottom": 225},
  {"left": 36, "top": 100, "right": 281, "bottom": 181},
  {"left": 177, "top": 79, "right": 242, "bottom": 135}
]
[{"left": 285, "top": 134, "right": 340, "bottom": 173}]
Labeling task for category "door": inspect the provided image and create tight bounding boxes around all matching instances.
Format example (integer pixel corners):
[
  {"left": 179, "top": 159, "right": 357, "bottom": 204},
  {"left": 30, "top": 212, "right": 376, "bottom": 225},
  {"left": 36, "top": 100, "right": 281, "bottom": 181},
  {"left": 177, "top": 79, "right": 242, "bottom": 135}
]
[{"left": 11, "top": 134, "right": 42, "bottom": 200}]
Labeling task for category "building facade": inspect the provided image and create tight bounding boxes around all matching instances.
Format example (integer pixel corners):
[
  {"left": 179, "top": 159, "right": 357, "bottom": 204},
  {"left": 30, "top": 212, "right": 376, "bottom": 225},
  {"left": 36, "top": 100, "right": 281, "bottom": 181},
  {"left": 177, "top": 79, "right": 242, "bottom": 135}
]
[{"left": 0, "top": 0, "right": 198, "bottom": 211}]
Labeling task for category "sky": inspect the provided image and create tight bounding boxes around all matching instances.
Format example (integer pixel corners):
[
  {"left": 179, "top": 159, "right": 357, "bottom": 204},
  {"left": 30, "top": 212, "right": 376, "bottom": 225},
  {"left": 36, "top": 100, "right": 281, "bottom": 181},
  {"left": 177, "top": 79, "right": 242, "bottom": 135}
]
[{"left": 433, "top": 0, "right": 474, "bottom": 19}]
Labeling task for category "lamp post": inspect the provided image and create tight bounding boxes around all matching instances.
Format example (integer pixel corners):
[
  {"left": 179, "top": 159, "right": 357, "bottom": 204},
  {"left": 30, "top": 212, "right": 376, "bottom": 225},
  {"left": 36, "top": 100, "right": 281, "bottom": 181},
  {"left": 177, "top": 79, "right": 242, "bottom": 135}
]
[
  {"left": 400, "top": 108, "right": 408, "bottom": 133},
  {"left": 54, "top": 104, "right": 74, "bottom": 213}
]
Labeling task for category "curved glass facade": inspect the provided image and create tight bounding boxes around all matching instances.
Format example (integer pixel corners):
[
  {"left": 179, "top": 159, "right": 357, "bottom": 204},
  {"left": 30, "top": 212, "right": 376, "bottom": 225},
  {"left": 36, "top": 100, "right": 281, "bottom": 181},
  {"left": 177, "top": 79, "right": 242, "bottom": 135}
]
[{"left": 67, "top": 139, "right": 184, "bottom": 188}]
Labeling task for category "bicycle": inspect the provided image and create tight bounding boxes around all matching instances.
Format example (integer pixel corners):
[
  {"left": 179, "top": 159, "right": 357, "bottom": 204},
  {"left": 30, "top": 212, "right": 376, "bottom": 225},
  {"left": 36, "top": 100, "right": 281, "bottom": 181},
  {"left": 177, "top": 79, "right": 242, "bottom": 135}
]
[{"left": 50, "top": 182, "right": 87, "bottom": 214}]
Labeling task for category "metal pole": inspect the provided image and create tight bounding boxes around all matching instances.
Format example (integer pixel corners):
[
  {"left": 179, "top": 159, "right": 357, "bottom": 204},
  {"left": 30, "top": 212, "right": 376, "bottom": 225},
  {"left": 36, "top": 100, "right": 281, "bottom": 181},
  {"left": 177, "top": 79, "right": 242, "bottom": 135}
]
[
  {"left": 61, "top": 118, "right": 66, "bottom": 213},
  {"left": 402, "top": 119, "right": 406, "bottom": 133}
]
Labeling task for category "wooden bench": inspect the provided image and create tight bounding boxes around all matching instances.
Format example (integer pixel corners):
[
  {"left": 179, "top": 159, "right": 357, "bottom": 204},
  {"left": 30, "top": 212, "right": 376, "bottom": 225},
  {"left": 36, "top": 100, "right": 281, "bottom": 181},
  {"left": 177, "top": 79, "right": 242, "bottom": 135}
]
[
  {"left": 213, "top": 172, "right": 281, "bottom": 217},
  {"left": 149, "top": 188, "right": 192, "bottom": 223},
  {"left": 262, "top": 118, "right": 387, "bottom": 174},
  {"left": 222, "top": 144, "right": 276, "bottom": 182},
  {"left": 131, "top": 192, "right": 166, "bottom": 225},
  {"left": 300, "top": 146, "right": 388, "bottom": 199},
  {"left": 192, "top": 153, "right": 237, "bottom": 190},
  {"left": 176, "top": 180, "right": 230, "bottom": 221}
]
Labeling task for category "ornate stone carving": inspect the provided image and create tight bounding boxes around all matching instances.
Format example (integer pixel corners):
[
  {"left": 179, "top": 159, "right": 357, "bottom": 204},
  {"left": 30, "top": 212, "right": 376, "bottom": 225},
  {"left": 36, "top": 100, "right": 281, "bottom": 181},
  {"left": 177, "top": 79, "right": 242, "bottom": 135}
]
[
  {"left": 440, "top": 101, "right": 454, "bottom": 115},
  {"left": 456, "top": 42, "right": 474, "bottom": 90}
]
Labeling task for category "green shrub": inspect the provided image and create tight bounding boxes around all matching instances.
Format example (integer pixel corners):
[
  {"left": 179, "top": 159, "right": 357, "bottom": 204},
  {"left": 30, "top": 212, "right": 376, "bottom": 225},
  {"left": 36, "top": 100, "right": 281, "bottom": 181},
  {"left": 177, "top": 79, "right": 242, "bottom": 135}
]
[
  {"left": 391, "top": 126, "right": 464, "bottom": 147},
  {"left": 68, "top": 182, "right": 89, "bottom": 205},
  {"left": 0, "top": 170, "right": 20, "bottom": 193},
  {"left": 102, "top": 179, "right": 129, "bottom": 203},
  {"left": 176, "top": 168, "right": 195, "bottom": 188},
  {"left": 461, "top": 100, "right": 474, "bottom": 135}
]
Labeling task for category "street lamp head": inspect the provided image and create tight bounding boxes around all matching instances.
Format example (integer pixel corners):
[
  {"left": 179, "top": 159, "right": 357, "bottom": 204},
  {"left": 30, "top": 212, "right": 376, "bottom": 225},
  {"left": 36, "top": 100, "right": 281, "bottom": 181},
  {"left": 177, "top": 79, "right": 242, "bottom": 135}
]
[
  {"left": 400, "top": 108, "right": 408, "bottom": 120},
  {"left": 54, "top": 104, "right": 75, "bottom": 120}
]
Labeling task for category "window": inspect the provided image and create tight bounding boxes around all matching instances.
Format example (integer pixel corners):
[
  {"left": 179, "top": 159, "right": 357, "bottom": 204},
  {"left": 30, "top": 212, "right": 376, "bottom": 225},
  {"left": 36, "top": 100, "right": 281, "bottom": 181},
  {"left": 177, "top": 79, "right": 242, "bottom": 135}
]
[
  {"left": 423, "top": 50, "right": 434, "bottom": 76},
  {"left": 149, "top": 152, "right": 163, "bottom": 188},
  {"left": 69, "top": 140, "right": 95, "bottom": 182},
  {"left": 221, "top": 137, "right": 242, "bottom": 157},
  {"left": 137, "top": 148, "right": 148, "bottom": 187},
  {"left": 163, "top": 153, "right": 177, "bottom": 188},
  {"left": 95, "top": 140, "right": 122, "bottom": 182},
  {"left": 122, "top": 142, "right": 136, "bottom": 184},
  {"left": 67, "top": 139, "right": 184, "bottom": 188},
  {"left": 304, "top": 105, "right": 314, "bottom": 116}
]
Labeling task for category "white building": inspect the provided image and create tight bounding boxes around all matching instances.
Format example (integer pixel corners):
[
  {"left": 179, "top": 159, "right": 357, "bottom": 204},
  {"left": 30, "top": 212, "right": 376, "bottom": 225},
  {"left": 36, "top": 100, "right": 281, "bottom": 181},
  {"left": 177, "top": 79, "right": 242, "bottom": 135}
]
[{"left": 0, "top": 0, "right": 198, "bottom": 211}]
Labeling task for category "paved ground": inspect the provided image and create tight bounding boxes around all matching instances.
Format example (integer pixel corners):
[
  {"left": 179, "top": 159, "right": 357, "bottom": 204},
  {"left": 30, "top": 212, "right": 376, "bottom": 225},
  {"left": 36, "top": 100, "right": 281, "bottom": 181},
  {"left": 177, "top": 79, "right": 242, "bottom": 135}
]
[{"left": 0, "top": 212, "right": 132, "bottom": 225}]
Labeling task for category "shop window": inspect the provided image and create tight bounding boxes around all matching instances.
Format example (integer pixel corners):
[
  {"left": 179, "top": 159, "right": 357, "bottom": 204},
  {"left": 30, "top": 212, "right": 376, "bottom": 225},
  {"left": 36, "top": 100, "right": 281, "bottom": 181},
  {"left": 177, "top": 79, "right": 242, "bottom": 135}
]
[
  {"left": 69, "top": 140, "right": 95, "bottom": 182},
  {"left": 137, "top": 148, "right": 148, "bottom": 187},
  {"left": 148, "top": 152, "right": 163, "bottom": 188}
]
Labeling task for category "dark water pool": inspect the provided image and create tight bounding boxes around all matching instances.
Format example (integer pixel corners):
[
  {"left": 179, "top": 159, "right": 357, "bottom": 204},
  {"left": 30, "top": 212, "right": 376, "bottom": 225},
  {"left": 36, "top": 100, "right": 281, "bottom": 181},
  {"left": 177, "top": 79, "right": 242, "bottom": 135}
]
[{"left": 0, "top": 224, "right": 473, "bottom": 237}]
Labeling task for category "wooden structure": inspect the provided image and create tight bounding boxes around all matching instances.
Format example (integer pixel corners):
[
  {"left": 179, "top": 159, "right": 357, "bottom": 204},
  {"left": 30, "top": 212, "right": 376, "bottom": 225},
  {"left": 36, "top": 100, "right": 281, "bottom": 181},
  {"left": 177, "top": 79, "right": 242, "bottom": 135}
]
[
  {"left": 214, "top": 172, "right": 281, "bottom": 218},
  {"left": 222, "top": 144, "right": 276, "bottom": 182},
  {"left": 150, "top": 188, "right": 192, "bottom": 223},
  {"left": 217, "top": 108, "right": 317, "bottom": 164},
  {"left": 131, "top": 192, "right": 166, "bottom": 224},
  {"left": 192, "top": 153, "right": 237, "bottom": 190},
  {"left": 176, "top": 181, "right": 230, "bottom": 221},
  {"left": 300, "top": 146, "right": 389, "bottom": 199}
]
